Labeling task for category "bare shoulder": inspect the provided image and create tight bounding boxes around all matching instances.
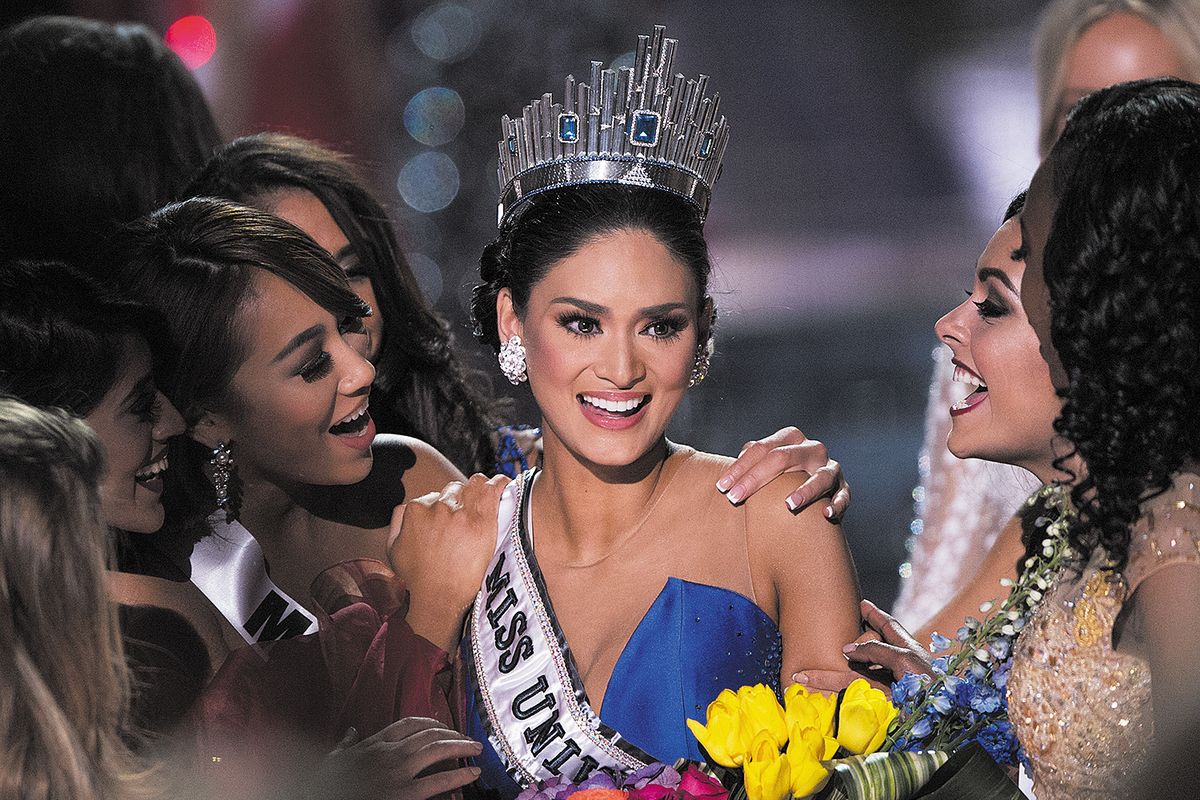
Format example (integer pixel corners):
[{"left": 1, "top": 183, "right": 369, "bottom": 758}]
[
  {"left": 321, "top": 435, "right": 467, "bottom": 529},
  {"left": 371, "top": 434, "right": 466, "bottom": 497}
]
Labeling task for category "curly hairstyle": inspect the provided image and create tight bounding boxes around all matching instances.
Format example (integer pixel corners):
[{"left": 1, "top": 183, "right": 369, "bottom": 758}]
[
  {"left": 471, "top": 184, "right": 714, "bottom": 353},
  {"left": 1040, "top": 76, "right": 1200, "bottom": 571},
  {"left": 187, "top": 133, "right": 503, "bottom": 474}
]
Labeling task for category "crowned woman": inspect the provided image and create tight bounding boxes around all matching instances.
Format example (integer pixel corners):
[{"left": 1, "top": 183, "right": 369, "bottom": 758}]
[{"left": 445, "top": 27, "right": 862, "bottom": 796}]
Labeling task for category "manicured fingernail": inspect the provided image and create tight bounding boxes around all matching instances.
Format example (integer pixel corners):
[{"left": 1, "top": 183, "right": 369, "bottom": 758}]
[
  {"left": 726, "top": 485, "right": 744, "bottom": 504},
  {"left": 470, "top": 767, "right": 482, "bottom": 777},
  {"left": 716, "top": 476, "right": 733, "bottom": 492},
  {"left": 792, "top": 672, "right": 808, "bottom": 684},
  {"left": 785, "top": 495, "right": 800, "bottom": 512},
  {"left": 824, "top": 506, "right": 835, "bottom": 519},
  {"left": 842, "top": 643, "right": 858, "bottom": 654}
]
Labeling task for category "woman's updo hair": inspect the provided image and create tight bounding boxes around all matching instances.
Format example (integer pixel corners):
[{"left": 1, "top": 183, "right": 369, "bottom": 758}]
[
  {"left": 1043, "top": 76, "right": 1200, "bottom": 571},
  {"left": 471, "top": 184, "right": 713, "bottom": 352}
]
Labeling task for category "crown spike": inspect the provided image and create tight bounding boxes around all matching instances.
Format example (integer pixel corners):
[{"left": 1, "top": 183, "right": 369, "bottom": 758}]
[
  {"left": 633, "top": 34, "right": 650, "bottom": 87},
  {"left": 540, "top": 93, "right": 554, "bottom": 161},
  {"left": 648, "top": 25, "right": 665, "bottom": 77},
  {"left": 661, "top": 38, "right": 677, "bottom": 81},
  {"left": 495, "top": 25, "right": 727, "bottom": 226}
]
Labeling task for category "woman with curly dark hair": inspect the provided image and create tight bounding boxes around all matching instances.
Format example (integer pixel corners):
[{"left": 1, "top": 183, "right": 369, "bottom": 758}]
[
  {"left": 806, "top": 78, "right": 1200, "bottom": 799},
  {"left": 1005, "top": 76, "right": 1200, "bottom": 798}
]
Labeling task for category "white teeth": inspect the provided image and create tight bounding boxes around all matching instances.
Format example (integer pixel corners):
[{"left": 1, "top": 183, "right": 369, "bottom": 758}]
[
  {"left": 952, "top": 365, "right": 986, "bottom": 389},
  {"left": 337, "top": 401, "right": 369, "bottom": 426},
  {"left": 136, "top": 454, "right": 169, "bottom": 481},
  {"left": 581, "top": 394, "right": 647, "bottom": 413}
]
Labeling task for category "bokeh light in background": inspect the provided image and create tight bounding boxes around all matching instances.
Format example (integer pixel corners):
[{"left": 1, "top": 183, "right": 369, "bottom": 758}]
[
  {"left": 397, "top": 151, "right": 460, "bottom": 212},
  {"left": 406, "top": 252, "right": 444, "bottom": 305},
  {"left": 410, "top": 2, "right": 481, "bottom": 63},
  {"left": 404, "top": 87, "right": 466, "bottom": 146},
  {"left": 164, "top": 15, "right": 216, "bottom": 70}
]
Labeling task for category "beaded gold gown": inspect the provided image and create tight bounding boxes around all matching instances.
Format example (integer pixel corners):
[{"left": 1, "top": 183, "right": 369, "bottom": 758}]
[{"left": 1007, "top": 472, "right": 1200, "bottom": 799}]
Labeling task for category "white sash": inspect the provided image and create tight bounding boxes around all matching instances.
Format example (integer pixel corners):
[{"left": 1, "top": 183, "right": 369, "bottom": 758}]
[
  {"left": 467, "top": 469, "right": 652, "bottom": 786},
  {"left": 189, "top": 514, "right": 319, "bottom": 644}
]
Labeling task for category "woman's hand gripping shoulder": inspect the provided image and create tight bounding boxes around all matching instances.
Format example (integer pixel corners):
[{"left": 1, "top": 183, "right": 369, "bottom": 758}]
[
  {"left": 743, "top": 474, "right": 862, "bottom": 686},
  {"left": 388, "top": 473, "right": 510, "bottom": 652}
]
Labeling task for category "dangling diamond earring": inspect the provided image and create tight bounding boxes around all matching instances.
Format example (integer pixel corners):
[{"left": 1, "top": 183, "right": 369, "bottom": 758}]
[
  {"left": 498, "top": 335, "right": 528, "bottom": 385},
  {"left": 689, "top": 341, "right": 712, "bottom": 387},
  {"left": 209, "top": 441, "right": 240, "bottom": 523}
]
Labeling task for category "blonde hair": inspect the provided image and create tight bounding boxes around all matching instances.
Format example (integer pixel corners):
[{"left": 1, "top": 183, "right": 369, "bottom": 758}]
[
  {"left": 1034, "top": 0, "right": 1200, "bottom": 154},
  {"left": 0, "top": 398, "right": 149, "bottom": 800}
]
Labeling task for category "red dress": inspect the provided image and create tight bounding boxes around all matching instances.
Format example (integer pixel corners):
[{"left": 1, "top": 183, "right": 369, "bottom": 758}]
[{"left": 193, "top": 560, "right": 459, "bottom": 756}]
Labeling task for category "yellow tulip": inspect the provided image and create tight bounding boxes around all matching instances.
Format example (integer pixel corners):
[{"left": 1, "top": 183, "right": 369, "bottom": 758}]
[
  {"left": 835, "top": 679, "right": 899, "bottom": 755},
  {"left": 687, "top": 689, "right": 751, "bottom": 767},
  {"left": 785, "top": 725, "right": 832, "bottom": 798},
  {"left": 783, "top": 683, "right": 837, "bottom": 738},
  {"left": 743, "top": 730, "right": 792, "bottom": 800},
  {"left": 737, "top": 683, "right": 789, "bottom": 748}
]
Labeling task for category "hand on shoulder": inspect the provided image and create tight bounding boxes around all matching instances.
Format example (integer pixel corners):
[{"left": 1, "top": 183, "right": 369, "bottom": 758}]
[{"left": 387, "top": 473, "right": 510, "bottom": 651}]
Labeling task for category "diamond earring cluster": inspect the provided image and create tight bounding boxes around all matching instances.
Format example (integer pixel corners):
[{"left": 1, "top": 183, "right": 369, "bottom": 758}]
[{"left": 499, "top": 335, "right": 528, "bottom": 385}]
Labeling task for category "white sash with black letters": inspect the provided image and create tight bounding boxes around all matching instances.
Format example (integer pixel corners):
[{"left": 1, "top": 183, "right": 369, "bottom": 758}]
[
  {"left": 467, "top": 469, "right": 652, "bottom": 787},
  {"left": 189, "top": 514, "right": 319, "bottom": 644}
]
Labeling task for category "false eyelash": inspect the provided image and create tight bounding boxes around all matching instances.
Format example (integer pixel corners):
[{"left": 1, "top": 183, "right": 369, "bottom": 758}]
[
  {"left": 973, "top": 298, "right": 1006, "bottom": 319},
  {"left": 557, "top": 312, "right": 601, "bottom": 337},
  {"left": 643, "top": 316, "right": 688, "bottom": 340},
  {"left": 131, "top": 390, "right": 162, "bottom": 423},
  {"left": 300, "top": 352, "right": 333, "bottom": 383}
]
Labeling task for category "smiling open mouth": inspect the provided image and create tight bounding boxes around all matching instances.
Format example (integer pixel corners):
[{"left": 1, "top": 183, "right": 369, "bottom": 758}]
[
  {"left": 578, "top": 393, "right": 650, "bottom": 417},
  {"left": 135, "top": 452, "right": 169, "bottom": 484},
  {"left": 329, "top": 401, "right": 371, "bottom": 436},
  {"left": 950, "top": 363, "right": 988, "bottom": 415}
]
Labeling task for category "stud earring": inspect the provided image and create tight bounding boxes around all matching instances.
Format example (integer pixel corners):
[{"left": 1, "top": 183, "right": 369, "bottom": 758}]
[
  {"left": 689, "top": 340, "right": 713, "bottom": 387},
  {"left": 209, "top": 441, "right": 240, "bottom": 523},
  {"left": 498, "top": 335, "right": 528, "bottom": 385}
]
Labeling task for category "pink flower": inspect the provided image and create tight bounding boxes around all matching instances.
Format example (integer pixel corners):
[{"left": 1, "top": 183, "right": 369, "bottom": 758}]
[
  {"left": 677, "top": 766, "right": 727, "bottom": 800},
  {"left": 625, "top": 784, "right": 676, "bottom": 800}
]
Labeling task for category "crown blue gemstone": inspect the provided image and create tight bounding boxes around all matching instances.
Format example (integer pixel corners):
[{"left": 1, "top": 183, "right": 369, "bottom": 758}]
[
  {"left": 629, "top": 110, "right": 660, "bottom": 147},
  {"left": 507, "top": 135, "right": 517, "bottom": 154},
  {"left": 557, "top": 113, "right": 579, "bottom": 143},
  {"left": 698, "top": 131, "right": 715, "bottom": 159}
]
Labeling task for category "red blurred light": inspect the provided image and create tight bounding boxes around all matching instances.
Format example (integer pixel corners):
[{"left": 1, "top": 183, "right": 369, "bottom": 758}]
[{"left": 165, "top": 15, "right": 216, "bottom": 70}]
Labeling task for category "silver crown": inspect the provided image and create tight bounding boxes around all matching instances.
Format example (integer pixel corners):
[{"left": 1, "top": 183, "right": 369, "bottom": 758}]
[{"left": 496, "top": 25, "right": 728, "bottom": 227}]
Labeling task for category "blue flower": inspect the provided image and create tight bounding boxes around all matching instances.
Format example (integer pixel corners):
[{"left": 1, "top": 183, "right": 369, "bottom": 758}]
[
  {"left": 988, "top": 637, "right": 1011, "bottom": 661},
  {"left": 993, "top": 658, "right": 1012, "bottom": 690},
  {"left": 968, "top": 684, "right": 1002, "bottom": 715},
  {"left": 910, "top": 716, "right": 933, "bottom": 740},
  {"left": 930, "top": 656, "right": 950, "bottom": 675},
  {"left": 973, "top": 720, "right": 1020, "bottom": 766},
  {"left": 930, "top": 632, "right": 953, "bottom": 653},
  {"left": 891, "top": 672, "right": 925, "bottom": 707}
]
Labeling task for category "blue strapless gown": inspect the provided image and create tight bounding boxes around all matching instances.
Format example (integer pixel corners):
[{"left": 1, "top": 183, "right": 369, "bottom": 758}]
[{"left": 465, "top": 577, "right": 782, "bottom": 798}]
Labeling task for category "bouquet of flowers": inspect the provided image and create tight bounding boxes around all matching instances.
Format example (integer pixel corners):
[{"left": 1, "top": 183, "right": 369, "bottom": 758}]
[
  {"left": 886, "top": 482, "right": 1074, "bottom": 769},
  {"left": 685, "top": 680, "right": 945, "bottom": 800}
]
